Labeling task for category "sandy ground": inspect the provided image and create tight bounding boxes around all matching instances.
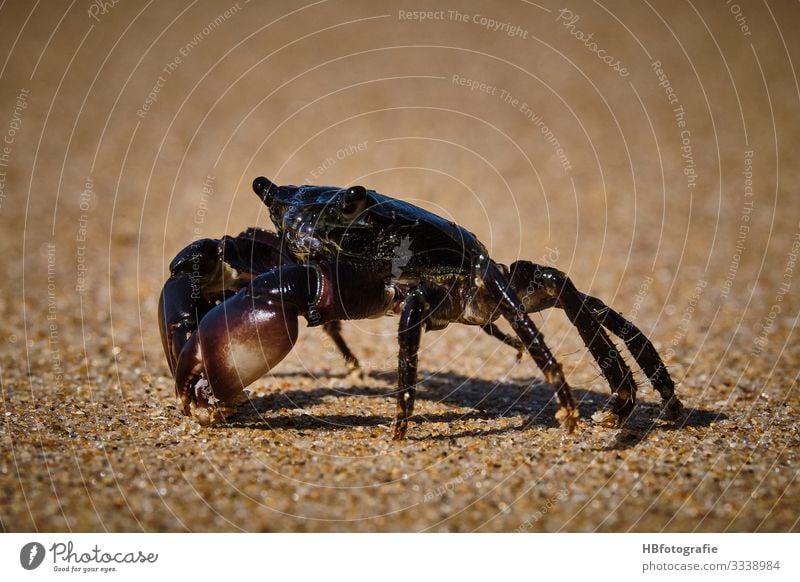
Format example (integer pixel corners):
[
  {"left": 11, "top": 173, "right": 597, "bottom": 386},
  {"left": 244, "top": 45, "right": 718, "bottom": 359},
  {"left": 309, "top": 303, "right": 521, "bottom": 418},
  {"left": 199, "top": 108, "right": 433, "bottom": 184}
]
[{"left": 0, "top": 0, "right": 798, "bottom": 532}]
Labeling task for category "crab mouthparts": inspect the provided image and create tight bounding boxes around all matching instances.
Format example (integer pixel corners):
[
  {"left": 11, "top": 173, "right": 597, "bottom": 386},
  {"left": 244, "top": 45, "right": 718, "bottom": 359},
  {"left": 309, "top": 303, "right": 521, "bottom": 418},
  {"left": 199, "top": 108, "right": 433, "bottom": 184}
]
[{"left": 286, "top": 229, "right": 323, "bottom": 255}]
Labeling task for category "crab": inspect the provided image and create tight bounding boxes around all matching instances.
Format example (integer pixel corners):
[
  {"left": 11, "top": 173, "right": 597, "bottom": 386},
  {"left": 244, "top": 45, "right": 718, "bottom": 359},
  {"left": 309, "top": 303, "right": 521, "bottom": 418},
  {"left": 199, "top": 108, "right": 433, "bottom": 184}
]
[{"left": 158, "top": 177, "right": 682, "bottom": 439}]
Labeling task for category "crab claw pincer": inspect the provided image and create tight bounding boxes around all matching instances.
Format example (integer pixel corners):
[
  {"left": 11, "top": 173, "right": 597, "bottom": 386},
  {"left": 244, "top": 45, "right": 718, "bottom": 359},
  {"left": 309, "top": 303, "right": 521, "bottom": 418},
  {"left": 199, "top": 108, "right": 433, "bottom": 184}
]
[{"left": 174, "top": 288, "right": 298, "bottom": 425}]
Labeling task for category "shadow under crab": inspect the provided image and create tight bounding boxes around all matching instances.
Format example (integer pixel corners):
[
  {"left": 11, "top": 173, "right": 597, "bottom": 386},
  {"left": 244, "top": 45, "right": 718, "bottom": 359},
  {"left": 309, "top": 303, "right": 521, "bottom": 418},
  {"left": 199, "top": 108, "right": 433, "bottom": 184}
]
[{"left": 221, "top": 370, "right": 715, "bottom": 449}]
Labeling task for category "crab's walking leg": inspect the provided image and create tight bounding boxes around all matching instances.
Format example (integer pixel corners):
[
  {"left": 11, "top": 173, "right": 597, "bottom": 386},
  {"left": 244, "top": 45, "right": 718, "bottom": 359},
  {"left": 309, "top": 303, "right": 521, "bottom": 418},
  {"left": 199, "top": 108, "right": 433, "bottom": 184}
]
[
  {"left": 322, "top": 321, "right": 362, "bottom": 377},
  {"left": 578, "top": 293, "right": 682, "bottom": 418},
  {"left": 481, "top": 323, "right": 525, "bottom": 360},
  {"left": 509, "top": 261, "right": 682, "bottom": 421},
  {"left": 480, "top": 261, "right": 579, "bottom": 431},
  {"left": 509, "top": 262, "right": 639, "bottom": 426},
  {"left": 393, "top": 288, "right": 430, "bottom": 440}
]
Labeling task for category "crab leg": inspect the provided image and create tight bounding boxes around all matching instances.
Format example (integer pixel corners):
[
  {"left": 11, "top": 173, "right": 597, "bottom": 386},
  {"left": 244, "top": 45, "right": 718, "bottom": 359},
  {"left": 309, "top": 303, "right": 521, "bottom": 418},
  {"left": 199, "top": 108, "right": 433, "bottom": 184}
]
[
  {"left": 392, "top": 288, "right": 430, "bottom": 440},
  {"left": 322, "top": 321, "right": 362, "bottom": 377},
  {"left": 578, "top": 293, "right": 682, "bottom": 418},
  {"left": 480, "top": 322, "right": 524, "bottom": 359},
  {"left": 509, "top": 260, "right": 682, "bottom": 422},
  {"left": 507, "top": 261, "right": 638, "bottom": 425},
  {"left": 480, "top": 261, "right": 579, "bottom": 431}
]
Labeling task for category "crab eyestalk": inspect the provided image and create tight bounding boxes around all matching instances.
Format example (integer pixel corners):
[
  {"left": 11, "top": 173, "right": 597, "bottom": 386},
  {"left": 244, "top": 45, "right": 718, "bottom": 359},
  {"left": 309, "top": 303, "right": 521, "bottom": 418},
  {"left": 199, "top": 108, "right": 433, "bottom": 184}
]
[
  {"left": 253, "top": 176, "right": 277, "bottom": 205},
  {"left": 174, "top": 289, "right": 299, "bottom": 425}
]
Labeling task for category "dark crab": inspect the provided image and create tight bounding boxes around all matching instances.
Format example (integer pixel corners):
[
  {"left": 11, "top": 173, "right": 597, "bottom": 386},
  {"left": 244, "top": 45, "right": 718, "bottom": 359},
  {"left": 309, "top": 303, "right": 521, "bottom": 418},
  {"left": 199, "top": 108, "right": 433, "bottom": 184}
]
[{"left": 158, "top": 177, "right": 682, "bottom": 439}]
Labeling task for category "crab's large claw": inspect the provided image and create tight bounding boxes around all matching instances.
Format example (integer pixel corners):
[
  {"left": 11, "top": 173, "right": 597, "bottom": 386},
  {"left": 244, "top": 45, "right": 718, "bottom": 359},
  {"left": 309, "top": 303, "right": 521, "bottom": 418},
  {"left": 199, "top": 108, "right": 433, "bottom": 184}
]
[
  {"left": 168, "top": 261, "right": 384, "bottom": 425},
  {"left": 174, "top": 289, "right": 299, "bottom": 425}
]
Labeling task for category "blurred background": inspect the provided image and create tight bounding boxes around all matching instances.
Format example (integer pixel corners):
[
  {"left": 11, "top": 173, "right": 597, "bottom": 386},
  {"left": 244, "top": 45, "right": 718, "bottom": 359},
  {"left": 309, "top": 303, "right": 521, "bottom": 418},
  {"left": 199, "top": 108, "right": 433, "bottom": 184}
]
[{"left": 0, "top": 0, "right": 798, "bottom": 531}]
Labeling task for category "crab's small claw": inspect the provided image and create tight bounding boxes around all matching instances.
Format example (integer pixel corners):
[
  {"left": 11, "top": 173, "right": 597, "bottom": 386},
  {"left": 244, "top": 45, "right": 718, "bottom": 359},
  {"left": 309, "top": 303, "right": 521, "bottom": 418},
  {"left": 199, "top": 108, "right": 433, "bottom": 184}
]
[
  {"left": 158, "top": 274, "right": 199, "bottom": 375},
  {"left": 157, "top": 239, "right": 222, "bottom": 374},
  {"left": 174, "top": 289, "right": 299, "bottom": 425}
]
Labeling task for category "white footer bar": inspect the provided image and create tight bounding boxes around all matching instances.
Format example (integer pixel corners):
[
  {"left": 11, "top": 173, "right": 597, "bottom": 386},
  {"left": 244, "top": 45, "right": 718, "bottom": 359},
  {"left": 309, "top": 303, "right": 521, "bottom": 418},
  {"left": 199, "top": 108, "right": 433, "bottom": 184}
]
[{"left": 1, "top": 533, "right": 796, "bottom": 581}]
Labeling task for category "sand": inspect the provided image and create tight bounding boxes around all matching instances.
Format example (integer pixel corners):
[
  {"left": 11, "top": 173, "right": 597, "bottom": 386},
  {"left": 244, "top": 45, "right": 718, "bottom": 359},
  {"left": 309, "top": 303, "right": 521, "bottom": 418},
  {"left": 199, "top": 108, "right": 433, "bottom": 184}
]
[{"left": 0, "top": 0, "right": 798, "bottom": 532}]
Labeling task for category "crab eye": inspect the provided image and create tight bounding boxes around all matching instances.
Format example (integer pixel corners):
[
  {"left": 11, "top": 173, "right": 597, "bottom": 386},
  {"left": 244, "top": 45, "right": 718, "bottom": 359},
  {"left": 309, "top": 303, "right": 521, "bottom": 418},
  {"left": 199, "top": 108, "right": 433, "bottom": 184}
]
[
  {"left": 253, "top": 176, "right": 276, "bottom": 205},
  {"left": 340, "top": 185, "right": 368, "bottom": 218}
]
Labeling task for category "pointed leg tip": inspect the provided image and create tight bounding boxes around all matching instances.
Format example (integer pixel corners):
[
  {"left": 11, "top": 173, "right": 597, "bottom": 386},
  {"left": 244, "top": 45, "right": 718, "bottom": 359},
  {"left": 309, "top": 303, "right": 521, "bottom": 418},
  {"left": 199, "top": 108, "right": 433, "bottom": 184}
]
[
  {"left": 391, "top": 420, "right": 409, "bottom": 440},
  {"left": 592, "top": 409, "right": 621, "bottom": 428},
  {"left": 347, "top": 364, "right": 366, "bottom": 381},
  {"left": 592, "top": 392, "right": 637, "bottom": 428},
  {"left": 660, "top": 395, "right": 684, "bottom": 420},
  {"left": 556, "top": 406, "right": 580, "bottom": 433}
]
